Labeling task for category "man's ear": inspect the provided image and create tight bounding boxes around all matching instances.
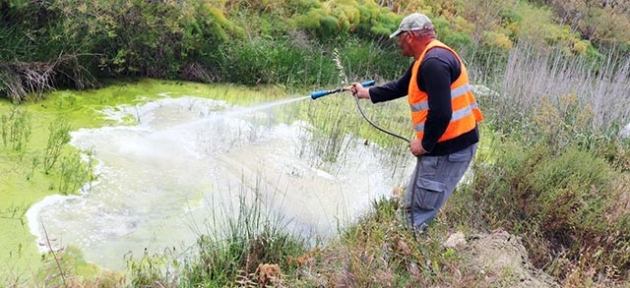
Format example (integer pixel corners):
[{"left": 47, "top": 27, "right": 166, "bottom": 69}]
[{"left": 405, "top": 33, "right": 414, "bottom": 44}]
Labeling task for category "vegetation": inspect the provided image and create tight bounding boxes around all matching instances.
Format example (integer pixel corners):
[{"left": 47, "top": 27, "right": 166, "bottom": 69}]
[
  {"left": 2, "top": 0, "right": 630, "bottom": 287},
  {"left": 2, "top": 0, "right": 628, "bottom": 102},
  {"left": 459, "top": 40, "right": 630, "bottom": 285},
  {"left": 0, "top": 106, "right": 31, "bottom": 151}
]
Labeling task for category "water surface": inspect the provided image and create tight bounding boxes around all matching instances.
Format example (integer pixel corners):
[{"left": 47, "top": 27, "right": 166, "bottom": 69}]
[{"left": 26, "top": 95, "right": 413, "bottom": 270}]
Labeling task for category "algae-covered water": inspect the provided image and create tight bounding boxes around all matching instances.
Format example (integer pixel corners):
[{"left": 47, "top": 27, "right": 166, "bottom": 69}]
[{"left": 0, "top": 79, "right": 413, "bottom": 279}]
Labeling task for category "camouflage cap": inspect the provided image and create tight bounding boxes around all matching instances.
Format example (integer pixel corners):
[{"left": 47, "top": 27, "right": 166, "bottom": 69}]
[{"left": 389, "top": 13, "right": 433, "bottom": 39}]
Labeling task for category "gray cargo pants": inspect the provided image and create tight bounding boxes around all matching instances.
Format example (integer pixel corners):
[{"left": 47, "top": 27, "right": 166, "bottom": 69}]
[{"left": 404, "top": 143, "right": 477, "bottom": 232}]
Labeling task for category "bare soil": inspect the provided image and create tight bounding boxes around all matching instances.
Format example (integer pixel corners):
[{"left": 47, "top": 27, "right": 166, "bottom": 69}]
[{"left": 444, "top": 229, "right": 560, "bottom": 287}]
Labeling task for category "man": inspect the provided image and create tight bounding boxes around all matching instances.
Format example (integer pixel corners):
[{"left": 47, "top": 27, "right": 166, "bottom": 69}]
[{"left": 351, "top": 13, "right": 483, "bottom": 234}]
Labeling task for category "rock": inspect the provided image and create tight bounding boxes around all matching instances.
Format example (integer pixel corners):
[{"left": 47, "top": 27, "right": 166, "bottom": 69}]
[{"left": 443, "top": 231, "right": 467, "bottom": 249}]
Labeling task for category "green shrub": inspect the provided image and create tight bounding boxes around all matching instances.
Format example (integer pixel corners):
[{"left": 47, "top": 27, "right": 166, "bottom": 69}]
[{"left": 211, "top": 38, "right": 333, "bottom": 86}]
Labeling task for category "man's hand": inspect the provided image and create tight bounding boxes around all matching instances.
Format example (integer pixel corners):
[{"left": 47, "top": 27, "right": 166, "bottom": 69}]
[
  {"left": 350, "top": 82, "right": 370, "bottom": 99},
  {"left": 409, "top": 139, "right": 427, "bottom": 156}
]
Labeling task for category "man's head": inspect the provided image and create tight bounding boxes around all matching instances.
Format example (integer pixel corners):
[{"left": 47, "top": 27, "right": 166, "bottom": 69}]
[{"left": 390, "top": 13, "right": 436, "bottom": 58}]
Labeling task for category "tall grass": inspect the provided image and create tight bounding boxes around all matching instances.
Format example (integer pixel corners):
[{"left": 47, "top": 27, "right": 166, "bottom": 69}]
[
  {"left": 211, "top": 36, "right": 406, "bottom": 90},
  {"left": 484, "top": 42, "right": 630, "bottom": 142}
]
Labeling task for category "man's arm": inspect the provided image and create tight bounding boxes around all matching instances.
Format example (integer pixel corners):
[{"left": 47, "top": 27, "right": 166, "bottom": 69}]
[{"left": 367, "top": 62, "right": 414, "bottom": 103}]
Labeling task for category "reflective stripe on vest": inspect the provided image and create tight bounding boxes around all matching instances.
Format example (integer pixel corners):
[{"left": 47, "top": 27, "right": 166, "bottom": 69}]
[
  {"left": 408, "top": 40, "right": 483, "bottom": 142},
  {"left": 410, "top": 84, "right": 473, "bottom": 112}
]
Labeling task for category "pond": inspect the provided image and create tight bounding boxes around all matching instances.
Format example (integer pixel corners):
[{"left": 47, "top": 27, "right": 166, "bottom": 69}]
[{"left": 1, "top": 79, "right": 414, "bottom": 277}]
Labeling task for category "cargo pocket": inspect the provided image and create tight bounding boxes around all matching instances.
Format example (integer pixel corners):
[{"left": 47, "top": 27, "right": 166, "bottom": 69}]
[{"left": 416, "top": 178, "right": 446, "bottom": 210}]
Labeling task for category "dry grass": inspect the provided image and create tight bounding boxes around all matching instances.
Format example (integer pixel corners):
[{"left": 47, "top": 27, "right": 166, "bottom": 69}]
[
  {"left": 487, "top": 42, "right": 630, "bottom": 136},
  {"left": 0, "top": 54, "right": 94, "bottom": 103}
]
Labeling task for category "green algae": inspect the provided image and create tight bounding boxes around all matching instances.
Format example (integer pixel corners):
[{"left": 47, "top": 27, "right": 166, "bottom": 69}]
[{"left": 0, "top": 78, "right": 294, "bottom": 282}]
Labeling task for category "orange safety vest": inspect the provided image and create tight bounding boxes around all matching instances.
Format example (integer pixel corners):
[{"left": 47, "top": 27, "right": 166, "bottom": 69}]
[{"left": 408, "top": 40, "right": 483, "bottom": 142}]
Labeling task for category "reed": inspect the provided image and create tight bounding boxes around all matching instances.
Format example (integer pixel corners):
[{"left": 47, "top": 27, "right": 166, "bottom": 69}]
[
  {"left": 483, "top": 42, "right": 630, "bottom": 143},
  {"left": 184, "top": 176, "right": 306, "bottom": 286}
]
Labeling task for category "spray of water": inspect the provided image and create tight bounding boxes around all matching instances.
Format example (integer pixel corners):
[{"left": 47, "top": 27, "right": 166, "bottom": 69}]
[
  {"left": 226, "top": 95, "right": 311, "bottom": 116},
  {"left": 166, "top": 95, "right": 311, "bottom": 132}
]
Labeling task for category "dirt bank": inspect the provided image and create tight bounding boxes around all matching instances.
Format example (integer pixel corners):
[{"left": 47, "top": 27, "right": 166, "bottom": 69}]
[{"left": 444, "top": 229, "right": 559, "bottom": 287}]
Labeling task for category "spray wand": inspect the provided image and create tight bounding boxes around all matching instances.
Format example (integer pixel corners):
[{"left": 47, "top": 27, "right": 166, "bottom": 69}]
[
  {"left": 310, "top": 81, "right": 410, "bottom": 144},
  {"left": 310, "top": 80, "right": 376, "bottom": 99}
]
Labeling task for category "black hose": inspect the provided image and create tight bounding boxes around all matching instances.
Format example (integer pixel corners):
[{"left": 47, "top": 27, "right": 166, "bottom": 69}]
[
  {"left": 354, "top": 94, "right": 421, "bottom": 238},
  {"left": 353, "top": 95, "right": 410, "bottom": 144}
]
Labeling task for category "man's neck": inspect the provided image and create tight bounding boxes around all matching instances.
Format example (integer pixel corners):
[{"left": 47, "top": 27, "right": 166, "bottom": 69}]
[{"left": 413, "top": 38, "right": 436, "bottom": 60}]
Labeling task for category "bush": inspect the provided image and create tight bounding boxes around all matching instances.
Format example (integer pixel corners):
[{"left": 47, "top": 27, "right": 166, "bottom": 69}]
[{"left": 451, "top": 137, "right": 630, "bottom": 283}]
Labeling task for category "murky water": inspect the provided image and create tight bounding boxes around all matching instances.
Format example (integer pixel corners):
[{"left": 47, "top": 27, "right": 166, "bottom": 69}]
[{"left": 26, "top": 95, "right": 413, "bottom": 271}]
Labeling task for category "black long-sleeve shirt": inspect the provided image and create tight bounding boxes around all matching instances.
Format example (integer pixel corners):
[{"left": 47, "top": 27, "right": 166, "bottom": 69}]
[{"left": 368, "top": 47, "right": 479, "bottom": 156}]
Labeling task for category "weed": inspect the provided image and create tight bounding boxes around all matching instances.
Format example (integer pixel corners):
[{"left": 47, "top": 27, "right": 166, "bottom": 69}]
[
  {"left": 58, "top": 151, "right": 92, "bottom": 195},
  {"left": 43, "top": 115, "right": 71, "bottom": 174},
  {"left": 125, "top": 249, "right": 175, "bottom": 288},
  {"left": 0, "top": 106, "right": 31, "bottom": 152}
]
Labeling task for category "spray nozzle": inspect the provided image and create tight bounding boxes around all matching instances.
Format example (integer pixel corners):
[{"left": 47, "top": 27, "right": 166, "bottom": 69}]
[{"left": 310, "top": 80, "right": 376, "bottom": 100}]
